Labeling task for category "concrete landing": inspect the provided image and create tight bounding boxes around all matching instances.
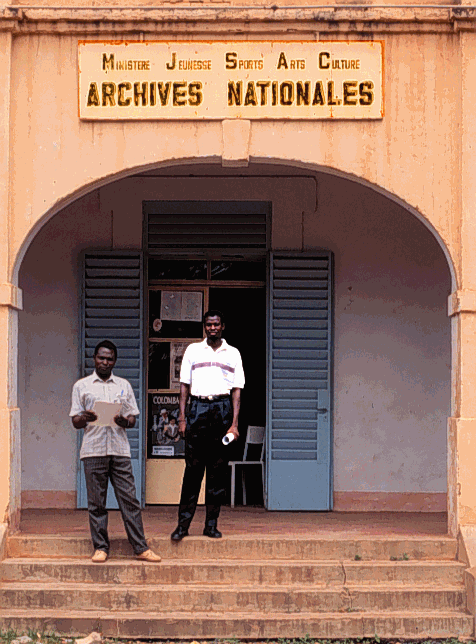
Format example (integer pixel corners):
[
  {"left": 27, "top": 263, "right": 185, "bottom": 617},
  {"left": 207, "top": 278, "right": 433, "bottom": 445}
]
[{"left": 17, "top": 506, "right": 449, "bottom": 537}]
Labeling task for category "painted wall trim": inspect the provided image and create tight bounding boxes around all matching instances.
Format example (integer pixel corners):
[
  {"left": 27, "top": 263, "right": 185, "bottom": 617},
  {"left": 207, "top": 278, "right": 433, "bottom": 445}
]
[
  {"left": 222, "top": 120, "right": 251, "bottom": 168},
  {"left": 21, "top": 491, "right": 76, "bottom": 509},
  {"left": 334, "top": 491, "right": 446, "bottom": 513},
  {"left": 0, "top": 524, "right": 7, "bottom": 561},
  {"left": 3, "top": 6, "right": 476, "bottom": 33},
  {"left": 448, "top": 290, "right": 476, "bottom": 316},
  {"left": 0, "top": 283, "right": 22, "bottom": 311},
  {"left": 23, "top": 490, "right": 446, "bottom": 512}
]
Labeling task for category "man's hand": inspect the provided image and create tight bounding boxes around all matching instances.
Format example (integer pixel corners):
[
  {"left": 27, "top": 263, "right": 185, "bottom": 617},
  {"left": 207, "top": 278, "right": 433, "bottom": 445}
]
[
  {"left": 72, "top": 410, "right": 97, "bottom": 429},
  {"left": 178, "top": 419, "right": 187, "bottom": 437},
  {"left": 227, "top": 424, "right": 239, "bottom": 440},
  {"left": 114, "top": 414, "right": 135, "bottom": 429}
]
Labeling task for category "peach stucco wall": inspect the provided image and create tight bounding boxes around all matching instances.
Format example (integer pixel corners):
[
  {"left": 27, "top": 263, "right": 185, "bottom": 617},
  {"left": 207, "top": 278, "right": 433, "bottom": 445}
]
[
  {"left": 18, "top": 170, "right": 451, "bottom": 499},
  {"left": 9, "top": 31, "right": 460, "bottom": 283}
]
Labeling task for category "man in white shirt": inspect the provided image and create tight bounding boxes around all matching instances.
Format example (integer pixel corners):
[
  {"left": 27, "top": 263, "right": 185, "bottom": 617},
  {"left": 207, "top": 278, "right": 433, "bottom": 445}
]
[
  {"left": 70, "top": 340, "right": 161, "bottom": 563},
  {"left": 171, "top": 310, "right": 245, "bottom": 541}
]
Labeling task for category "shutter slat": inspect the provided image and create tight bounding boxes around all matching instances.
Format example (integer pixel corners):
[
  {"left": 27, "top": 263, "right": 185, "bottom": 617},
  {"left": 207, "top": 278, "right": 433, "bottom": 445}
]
[
  {"left": 272, "top": 352, "right": 328, "bottom": 362},
  {"left": 274, "top": 259, "right": 328, "bottom": 269},
  {"left": 148, "top": 234, "right": 265, "bottom": 247},
  {"left": 274, "top": 299, "right": 328, "bottom": 309},
  {"left": 273, "top": 319, "right": 328, "bottom": 329},
  {"left": 274, "top": 339, "right": 328, "bottom": 349},
  {"left": 149, "top": 224, "right": 267, "bottom": 235},
  {"left": 272, "top": 451, "right": 317, "bottom": 461},
  {"left": 86, "top": 259, "right": 140, "bottom": 268},
  {"left": 274, "top": 270, "right": 329, "bottom": 279},
  {"left": 86, "top": 269, "right": 140, "bottom": 278},
  {"left": 86, "top": 279, "right": 141, "bottom": 288},
  {"left": 274, "top": 280, "right": 328, "bottom": 289},
  {"left": 273, "top": 289, "right": 328, "bottom": 299},
  {"left": 273, "top": 430, "right": 318, "bottom": 440},
  {"left": 86, "top": 289, "right": 139, "bottom": 298},
  {"left": 273, "top": 329, "right": 328, "bottom": 340},
  {"left": 86, "top": 299, "right": 140, "bottom": 309}
]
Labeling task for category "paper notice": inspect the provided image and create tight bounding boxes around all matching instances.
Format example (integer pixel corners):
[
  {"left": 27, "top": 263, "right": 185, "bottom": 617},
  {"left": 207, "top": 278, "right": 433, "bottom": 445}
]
[
  {"left": 161, "top": 291, "right": 182, "bottom": 320},
  {"left": 92, "top": 401, "right": 122, "bottom": 427},
  {"left": 181, "top": 291, "right": 202, "bottom": 322},
  {"left": 160, "top": 291, "right": 202, "bottom": 322}
]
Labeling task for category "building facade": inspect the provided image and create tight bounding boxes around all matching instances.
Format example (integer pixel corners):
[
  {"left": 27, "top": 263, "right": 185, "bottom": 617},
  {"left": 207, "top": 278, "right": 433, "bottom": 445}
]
[{"left": 0, "top": 2, "right": 475, "bottom": 542}]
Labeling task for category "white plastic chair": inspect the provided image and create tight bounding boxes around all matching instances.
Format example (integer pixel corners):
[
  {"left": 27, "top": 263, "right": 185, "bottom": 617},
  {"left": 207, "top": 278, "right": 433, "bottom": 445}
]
[{"left": 229, "top": 425, "right": 265, "bottom": 508}]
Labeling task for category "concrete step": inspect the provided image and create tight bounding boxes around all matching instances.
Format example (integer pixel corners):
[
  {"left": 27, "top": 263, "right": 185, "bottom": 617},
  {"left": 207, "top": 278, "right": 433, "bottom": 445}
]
[
  {"left": 0, "top": 557, "right": 466, "bottom": 586},
  {"left": 7, "top": 534, "right": 458, "bottom": 561},
  {"left": 0, "top": 581, "right": 467, "bottom": 613},
  {"left": 0, "top": 608, "right": 472, "bottom": 639}
]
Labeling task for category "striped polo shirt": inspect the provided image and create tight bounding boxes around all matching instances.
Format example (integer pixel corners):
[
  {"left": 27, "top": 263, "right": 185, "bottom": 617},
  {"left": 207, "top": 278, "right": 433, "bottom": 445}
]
[{"left": 180, "top": 339, "right": 245, "bottom": 397}]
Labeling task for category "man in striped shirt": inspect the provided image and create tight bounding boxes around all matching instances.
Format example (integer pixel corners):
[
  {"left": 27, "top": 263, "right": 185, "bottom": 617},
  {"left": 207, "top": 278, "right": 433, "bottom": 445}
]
[
  {"left": 171, "top": 310, "right": 245, "bottom": 541},
  {"left": 70, "top": 340, "right": 161, "bottom": 563}
]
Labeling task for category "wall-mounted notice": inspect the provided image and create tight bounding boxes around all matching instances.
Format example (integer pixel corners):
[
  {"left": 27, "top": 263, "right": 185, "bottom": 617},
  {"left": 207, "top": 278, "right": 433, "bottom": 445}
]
[
  {"left": 79, "top": 41, "right": 384, "bottom": 120},
  {"left": 160, "top": 291, "right": 203, "bottom": 322}
]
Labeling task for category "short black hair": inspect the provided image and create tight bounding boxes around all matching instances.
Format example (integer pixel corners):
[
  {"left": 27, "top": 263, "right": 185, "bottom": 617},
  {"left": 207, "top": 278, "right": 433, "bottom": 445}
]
[
  {"left": 203, "top": 309, "right": 225, "bottom": 325},
  {"left": 94, "top": 340, "right": 118, "bottom": 360}
]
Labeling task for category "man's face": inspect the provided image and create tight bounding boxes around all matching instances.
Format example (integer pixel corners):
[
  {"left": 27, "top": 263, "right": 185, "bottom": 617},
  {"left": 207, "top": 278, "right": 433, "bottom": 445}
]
[
  {"left": 204, "top": 315, "right": 224, "bottom": 341},
  {"left": 94, "top": 347, "right": 116, "bottom": 379}
]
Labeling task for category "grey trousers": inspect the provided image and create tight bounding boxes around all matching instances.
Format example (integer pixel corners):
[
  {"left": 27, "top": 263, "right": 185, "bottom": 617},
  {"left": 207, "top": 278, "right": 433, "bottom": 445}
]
[{"left": 82, "top": 455, "right": 148, "bottom": 555}]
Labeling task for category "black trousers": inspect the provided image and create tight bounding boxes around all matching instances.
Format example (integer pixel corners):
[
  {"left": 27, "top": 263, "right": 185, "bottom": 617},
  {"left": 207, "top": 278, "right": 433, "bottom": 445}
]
[
  {"left": 178, "top": 397, "right": 232, "bottom": 529},
  {"left": 82, "top": 455, "right": 149, "bottom": 555}
]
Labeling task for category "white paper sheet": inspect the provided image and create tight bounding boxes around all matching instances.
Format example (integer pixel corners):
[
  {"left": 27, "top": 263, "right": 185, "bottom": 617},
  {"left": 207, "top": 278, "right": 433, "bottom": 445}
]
[
  {"left": 161, "top": 291, "right": 182, "bottom": 320},
  {"left": 181, "top": 291, "right": 202, "bottom": 322},
  {"left": 92, "top": 401, "right": 122, "bottom": 427},
  {"left": 160, "top": 290, "right": 203, "bottom": 322}
]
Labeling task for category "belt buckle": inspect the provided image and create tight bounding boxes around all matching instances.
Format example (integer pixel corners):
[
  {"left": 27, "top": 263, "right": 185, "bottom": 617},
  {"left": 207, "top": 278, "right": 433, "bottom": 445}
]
[{"left": 207, "top": 395, "right": 213, "bottom": 401}]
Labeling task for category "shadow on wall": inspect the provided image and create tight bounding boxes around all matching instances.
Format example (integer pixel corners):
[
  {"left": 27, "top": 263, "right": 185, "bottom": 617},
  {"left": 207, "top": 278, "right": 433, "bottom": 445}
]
[{"left": 309, "top": 173, "right": 451, "bottom": 495}]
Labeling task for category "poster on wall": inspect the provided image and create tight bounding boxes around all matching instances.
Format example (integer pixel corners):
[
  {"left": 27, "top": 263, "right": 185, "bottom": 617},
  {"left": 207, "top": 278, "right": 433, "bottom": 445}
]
[
  {"left": 170, "top": 341, "right": 189, "bottom": 390},
  {"left": 147, "top": 393, "right": 185, "bottom": 458}
]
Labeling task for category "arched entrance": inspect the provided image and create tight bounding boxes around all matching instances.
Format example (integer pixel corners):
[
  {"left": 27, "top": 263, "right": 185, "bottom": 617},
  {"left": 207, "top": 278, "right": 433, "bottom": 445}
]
[{"left": 13, "top": 161, "right": 453, "bottom": 526}]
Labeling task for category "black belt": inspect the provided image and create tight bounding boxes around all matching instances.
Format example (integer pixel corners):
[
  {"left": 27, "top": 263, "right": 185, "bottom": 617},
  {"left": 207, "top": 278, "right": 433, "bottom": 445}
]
[{"left": 190, "top": 394, "right": 230, "bottom": 402}]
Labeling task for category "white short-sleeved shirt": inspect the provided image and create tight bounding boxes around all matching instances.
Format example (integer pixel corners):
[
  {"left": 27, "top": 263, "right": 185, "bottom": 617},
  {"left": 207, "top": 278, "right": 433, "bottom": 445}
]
[
  {"left": 180, "top": 339, "right": 245, "bottom": 397},
  {"left": 70, "top": 371, "right": 139, "bottom": 459}
]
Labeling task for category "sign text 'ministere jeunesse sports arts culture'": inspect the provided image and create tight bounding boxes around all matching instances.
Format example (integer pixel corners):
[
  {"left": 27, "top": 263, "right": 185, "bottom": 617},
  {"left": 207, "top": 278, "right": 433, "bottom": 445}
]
[{"left": 79, "top": 41, "right": 384, "bottom": 120}]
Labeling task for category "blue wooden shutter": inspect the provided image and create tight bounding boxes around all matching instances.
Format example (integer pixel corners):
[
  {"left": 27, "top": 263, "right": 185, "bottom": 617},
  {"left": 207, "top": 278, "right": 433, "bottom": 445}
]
[
  {"left": 267, "top": 252, "right": 333, "bottom": 510},
  {"left": 77, "top": 251, "right": 144, "bottom": 509}
]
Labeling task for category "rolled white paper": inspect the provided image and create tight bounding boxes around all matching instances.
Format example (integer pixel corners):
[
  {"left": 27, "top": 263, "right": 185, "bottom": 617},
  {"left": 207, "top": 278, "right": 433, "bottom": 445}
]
[{"left": 222, "top": 432, "right": 235, "bottom": 445}]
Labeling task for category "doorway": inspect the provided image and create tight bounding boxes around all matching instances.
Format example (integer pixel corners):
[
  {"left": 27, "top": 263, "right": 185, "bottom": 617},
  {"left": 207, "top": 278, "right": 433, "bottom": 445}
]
[{"left": 145, "top": 257, "right": 267, "bottom": 505}]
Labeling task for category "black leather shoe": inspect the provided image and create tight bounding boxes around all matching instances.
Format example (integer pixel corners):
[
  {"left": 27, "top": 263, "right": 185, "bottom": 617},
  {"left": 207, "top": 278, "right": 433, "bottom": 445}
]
[
  {"left": 203, "top": 526, "right": 222, "bottom": 539},
  {"left": 171, "top": 526, "right": 189, "bottom": 542}
]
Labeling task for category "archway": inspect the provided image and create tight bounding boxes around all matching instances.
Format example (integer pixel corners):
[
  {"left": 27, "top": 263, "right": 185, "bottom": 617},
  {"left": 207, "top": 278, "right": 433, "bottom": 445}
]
[{"left": 14, "top": 161, "right": 453, "bottom": 524}]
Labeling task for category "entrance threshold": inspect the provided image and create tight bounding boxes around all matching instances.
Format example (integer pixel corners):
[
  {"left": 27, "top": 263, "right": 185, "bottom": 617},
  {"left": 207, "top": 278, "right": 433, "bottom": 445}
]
[{"left": 18, "top": 507, "right": 448, "bottom": 538}]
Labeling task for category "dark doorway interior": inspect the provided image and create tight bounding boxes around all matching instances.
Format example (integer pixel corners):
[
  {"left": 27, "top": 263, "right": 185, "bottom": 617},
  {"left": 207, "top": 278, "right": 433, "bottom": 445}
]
[{"left": 209, "top": 286, "right": 266, "bottom": 506}]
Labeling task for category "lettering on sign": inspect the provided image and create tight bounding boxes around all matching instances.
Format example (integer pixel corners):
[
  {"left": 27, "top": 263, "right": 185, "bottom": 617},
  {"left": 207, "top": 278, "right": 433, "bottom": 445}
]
[{"left": 79, "top": 41, "right": 384, "bottom": 120}]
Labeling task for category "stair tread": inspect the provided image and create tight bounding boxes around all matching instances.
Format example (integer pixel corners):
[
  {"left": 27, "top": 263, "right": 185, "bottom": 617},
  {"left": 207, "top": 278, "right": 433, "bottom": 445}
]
[
  {"left": 2, "top": 558, "right": 466, "bottom": 569},
  {"left": 0, "top": 579, "right": 466, "bottom": 589},
  {"left": 8, "top": 532, "right": 456, "bottom": 545},
  {"left": 0, "top": 606, "right": 471, "bottom": 616}
]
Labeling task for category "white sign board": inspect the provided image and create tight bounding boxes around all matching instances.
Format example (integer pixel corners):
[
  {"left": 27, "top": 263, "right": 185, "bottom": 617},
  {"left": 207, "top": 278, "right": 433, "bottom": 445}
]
[{"left": 79, "top": 41, "right": 383, "bottom": 120}]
